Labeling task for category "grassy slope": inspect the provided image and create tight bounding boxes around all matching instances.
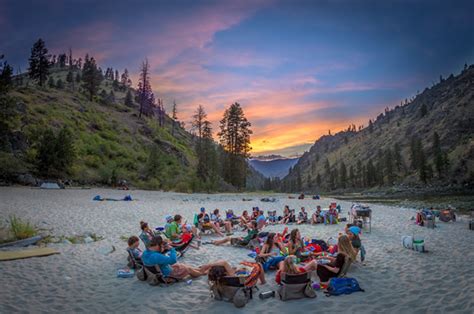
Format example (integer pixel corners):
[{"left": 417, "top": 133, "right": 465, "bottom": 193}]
[
  {"left": 4, "top": 67, "right": 199, "bottom": 191},
  {"left": 285, "top": 66, "right": 474, "bottom": 193}
]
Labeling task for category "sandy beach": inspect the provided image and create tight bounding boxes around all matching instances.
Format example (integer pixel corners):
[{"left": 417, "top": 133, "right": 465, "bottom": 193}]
[{"left": 0, "top": 187, "right": 473, "bottom": 313}]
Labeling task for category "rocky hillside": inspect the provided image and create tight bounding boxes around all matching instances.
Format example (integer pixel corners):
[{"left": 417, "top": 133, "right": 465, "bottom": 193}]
[
  {"left": 0, "top": 66, "right": 206, "bottom": 191},
  {"left": 283, "top": 65, "right": 474, "bottom": 194}
]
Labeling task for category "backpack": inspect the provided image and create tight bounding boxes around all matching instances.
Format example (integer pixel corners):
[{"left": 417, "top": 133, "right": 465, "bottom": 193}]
[
  {"left": 311, "top": 239, "right": 329, "bottom": 252},
  {"left": 325, "top": 277, "right": 364, "bottom": 296},
  {"left": 277, "top": 272, "right": 317, "bottom": 301}
]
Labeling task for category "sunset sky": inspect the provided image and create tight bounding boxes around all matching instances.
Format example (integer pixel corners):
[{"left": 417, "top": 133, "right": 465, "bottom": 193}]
[{"left": 2, "top": 0, "right": 473, "bottom": 157}]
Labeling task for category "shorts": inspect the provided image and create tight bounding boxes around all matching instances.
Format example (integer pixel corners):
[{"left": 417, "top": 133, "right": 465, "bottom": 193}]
[
  {"left": 169, "top": 264, "right": 189, "bottom": 280},
  {"left": 202, "top": 222, "right": 213, "bottom": 229},
  {"left": 231, "top": 237, "right": 248, "bottom": 247}
]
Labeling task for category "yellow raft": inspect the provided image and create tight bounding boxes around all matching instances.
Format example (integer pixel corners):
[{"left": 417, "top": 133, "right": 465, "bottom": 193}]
[{"left": 0, "top": 247, "right": 60, "bottom": 261}]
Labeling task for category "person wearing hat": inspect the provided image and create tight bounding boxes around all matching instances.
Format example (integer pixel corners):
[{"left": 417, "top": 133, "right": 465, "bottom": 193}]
[{"left": 345, "top": 224, "right": 362, "bottom": 259}]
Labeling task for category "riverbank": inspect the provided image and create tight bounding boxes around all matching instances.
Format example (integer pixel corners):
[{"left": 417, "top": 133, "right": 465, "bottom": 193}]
[{"left": 0, "top": 187, "right": 473, "bottom": 313}]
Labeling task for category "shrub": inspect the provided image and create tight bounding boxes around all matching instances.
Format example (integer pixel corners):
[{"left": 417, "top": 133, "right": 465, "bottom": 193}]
[{"left": 9, "top": 215, "right": 37, "bottom": 240}]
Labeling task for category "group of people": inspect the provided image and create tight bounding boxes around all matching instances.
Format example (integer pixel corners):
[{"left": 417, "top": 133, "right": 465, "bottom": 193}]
[
  {"left": 275, "top": 205, "right": 340, "bottom": 225},
  {"left": 125, "top": 204, "right": 364, "bottom": 290}
]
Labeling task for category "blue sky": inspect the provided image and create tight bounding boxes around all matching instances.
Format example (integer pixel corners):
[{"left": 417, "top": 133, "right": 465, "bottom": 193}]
[{"left": 1, "top": 0, "right": 473, "bottom": 156}]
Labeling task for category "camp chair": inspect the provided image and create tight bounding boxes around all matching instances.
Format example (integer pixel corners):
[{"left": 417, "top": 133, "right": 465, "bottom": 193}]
[
  {"left": 142, "top": 264, "right": 179, "bottom": 286},
  {"left": 126, "top": 248, "right": 143, "bottom": 269},
  {"left": 278, "top": 272, "right": 316, "bottom": 300},
  {"left": 337, "top": 255, "right": 353, "bottom": 278},
  {"left": 170, "top": 234, "right": 194, "bottom": 256},
  {"left": 439, "top": 209, "right": 456, "bottom": 222},
  {"left": 226, "top": 210, "right": 240, "bottom": 226},
  {"left": 211, "top": 276, "right": 257, "bottom": 308}
]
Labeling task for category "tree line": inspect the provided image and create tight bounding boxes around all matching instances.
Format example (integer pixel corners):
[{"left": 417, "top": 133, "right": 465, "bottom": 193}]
[{"left": 1, "top": 38, "right": 254, "bottom": 190}]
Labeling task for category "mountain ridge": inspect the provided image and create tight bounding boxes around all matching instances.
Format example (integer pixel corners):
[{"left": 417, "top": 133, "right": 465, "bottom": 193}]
[{"left": 281, "top": 64, "right": 474, "bottom": 194}]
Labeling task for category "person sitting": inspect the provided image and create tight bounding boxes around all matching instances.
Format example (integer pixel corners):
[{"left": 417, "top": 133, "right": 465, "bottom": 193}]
[
  {"left": 346, "top": 225, "right": 364, "bottom": 260},
  {"left": 141, "top": 235, "right": 206, "bottom": 280},
  {"left": 127, "top": 236, "right": 143, "bottom": 266},
  {"left": 256, "top": 210, "right": 267, "bottom": 230},
  {"left": 304, "top": 235, "right": 356, "bottom": 285},
  {"left": 206, "top": 260, "right": 266, "bottom": 285},
  {"left": 212, "top": 209, "right": 233, "bottom": 235},
  {"left": 324, "top": 206, "right": 338, "bottom": 225},
  {"left": 289, "top": 209, "right": 296, "bottom": 223},
  {"left": 165, "top": 214, "right": 194, "bottom": 244},
  {"left": 311, "top": 206, "right": 322, "bottom": 224},
  {"left": 297, "top": 207, "right": 308, "bottom": 224},
  {"left": 164, "top": 215, "right": 180, "bottom": 241},
  {"left": 279, "top": 206, "right": 291, "bottom": 224},
  {"left": 275, "top": 255, "right": 306, "bottom": 285},
  {"left": 210, "top": 220, "right": 259, "bottom": 247},
  {"left": 240, "top": 210, "right": 250, "bottom": 229},
  {"left": 267, "top": 210, "right": 278, "bottom": 224},
  {"left": 139, "top": 221, "right": 157, "bottom": 248},
  {"left": 197, "top": 207, "right": 224, "bottom": 236},
  {"left": 251, "top": 207, "right": 260, "bottom": 220},
  {"left": 286, "top": 228, "right": 304, "bottom": 256},
  {"left": 258, "top": 232, "right": 285, "bottom": 271}
]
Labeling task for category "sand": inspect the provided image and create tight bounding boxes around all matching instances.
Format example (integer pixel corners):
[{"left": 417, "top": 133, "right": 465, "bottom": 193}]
[{"left": 0, "top": 187, "right": 473, "bottom": 313}]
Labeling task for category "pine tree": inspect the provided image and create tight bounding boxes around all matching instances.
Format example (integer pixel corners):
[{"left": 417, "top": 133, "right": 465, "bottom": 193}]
[
  {"left": 75, "top": 72, "right": 81, "bottom": 83},
  {"left": 433, "top": 132, "right": 444, "bottom": 178},
  {"left": 366, "top": 160, "right": 376, "bottom": 186},
  {"left": 385, "top": 148, "right": 394, "bottom": 183},
  {"left": 316, "top": 173, "right": 322, "bottom": 187},
  {"left": 349, "top": 165, "right": 355, "bottom": 187},
  {"left": 36, "top": 127, "right": 75, "bottom": 177},
  {"left": 368, "top": 119, "right": 374, "bottom": 133},
  {"left": 171, "top": 101, "right": 178, "bottom": 135},
  {"left": 339, "top": 161, "right": 347, "bottom": 189},
  {"left": 124, "top": 90, "right": 134, "bottom": 107},
  {"left": 0, "top": 55, "right": 13, "bottom": 95},
  {"left": 81, "top": 55, "right": 103, "bottom": 101},
  {"left": 66, "top": 71, "right": 74, "bottom": 88},
  {"left": 48, "top": 76, "right": 55, "bottom": 88},
  {"left": 296, "top": 170, "right": 302, "bottom": 191},
  {"left": 56, "top": 79, "right": 64, "bottom": 89},
  {"left": 120, "top": 68, "right": 132, "bottom": 90},
  {"left": 410, "top": 136, "right": 419, "bottom": 170},
  {"left": 28, "top": 38, "right": 51, "bottom": 86},
  {"left": 218, "top": 102, "right": 252, "bottom": 188},
  {"left": 58, "top": 53, "right": 67, "bottom": 68},
  {"left": 393, "top": 142, "right": 403, "bottom": 172},
  {"left": 137, "top": 59, "right": 155, "bottom": 118},
  {"left": 420, "top": 103, "right": 427, "bottom": 117},
  {"left": 192, "top": 105, "right": 207, "bottom": 138},
  {"left": 417, "top": 139, "right": 427, "bottom": 183},
  {"left": 356, "top": 159, "right": 363, "bottom": 187}
]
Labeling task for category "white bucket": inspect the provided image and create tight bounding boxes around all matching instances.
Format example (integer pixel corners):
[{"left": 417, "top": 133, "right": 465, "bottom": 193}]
[{"left": 402, "top": 236, "right": 413, "bottom": 249}]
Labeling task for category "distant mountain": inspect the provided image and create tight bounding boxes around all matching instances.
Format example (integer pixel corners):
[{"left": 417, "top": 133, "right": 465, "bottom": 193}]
[
  {"left": 248, "top": 157, "right": 300, "bottom": 178},
  {"left": 282, "top": 64, "right": 474, "bottom": 193},
  {"left": 252, "top": 154, "right": 286, "bottom": 161}
]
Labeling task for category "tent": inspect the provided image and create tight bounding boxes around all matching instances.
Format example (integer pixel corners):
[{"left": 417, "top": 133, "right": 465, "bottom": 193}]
[{"left": 40, "top": 182, "right": 61, "bottom": 189}]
